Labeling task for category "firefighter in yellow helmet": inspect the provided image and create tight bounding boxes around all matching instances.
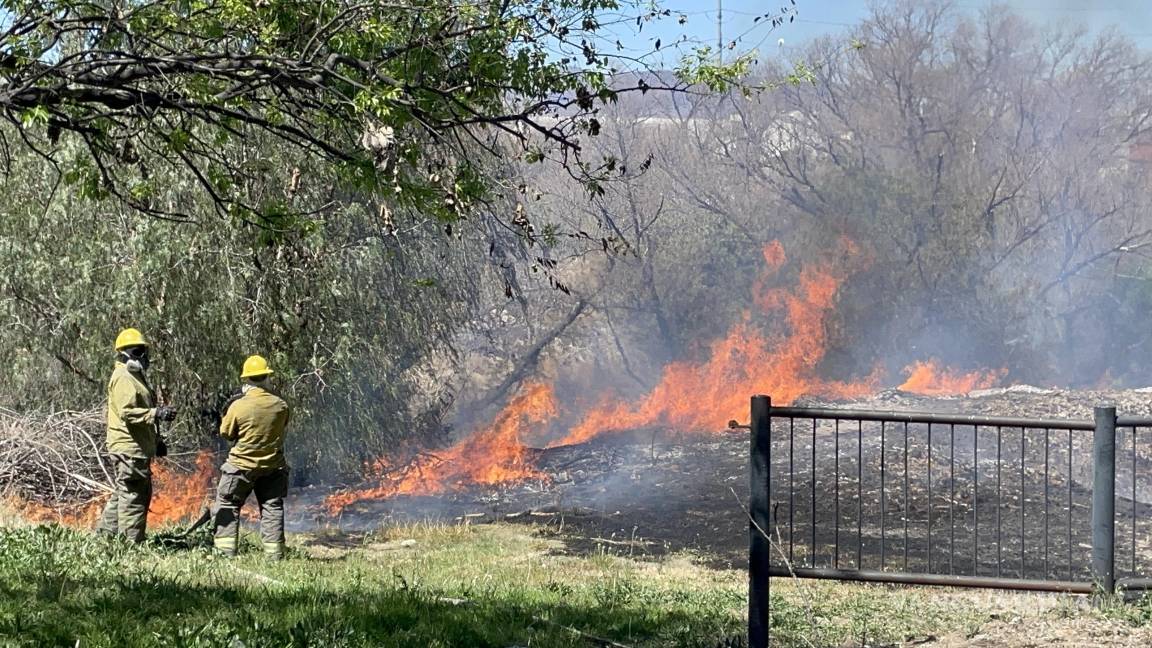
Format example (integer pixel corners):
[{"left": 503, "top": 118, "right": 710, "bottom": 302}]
[
  {"left": 97, "top": 328, "right": 177, "bottom": 543},
  {"left": 212, "top": 355, "right": 291, "bottom": 559}
]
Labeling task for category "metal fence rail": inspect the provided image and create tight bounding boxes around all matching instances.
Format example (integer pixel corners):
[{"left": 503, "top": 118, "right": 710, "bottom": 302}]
[
  {"left": 1114, "top": 416, "right": 1152, "bottom": 593},
  {"left": 748, "top": 395, "right": 1150, "bottom": 648}
]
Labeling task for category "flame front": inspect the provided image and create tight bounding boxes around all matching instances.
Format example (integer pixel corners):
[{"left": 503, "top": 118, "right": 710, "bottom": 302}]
[
  {"left": 6, "top": 495, "right": 104, "bottom": 527},
  {"left": 8, "top": 450, "right": 216, "bottom": 527},
  {"left": 149, "top": 450, "right": 216, "bottom": 524},
  {"left": 898, "top": 360, "right": 1003, "bottom": 396},
  {"left": 324, "top": 382, "right": 557, "bottom": 513},
  {"left": 551, "top": 244, "right": 878, "bottom": 447},
  {"left": 317, "top": 240, "right": 1005, "bottom": 513}
]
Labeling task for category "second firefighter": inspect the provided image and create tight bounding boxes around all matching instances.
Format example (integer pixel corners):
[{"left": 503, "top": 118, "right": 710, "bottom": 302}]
[{"left": 212, "top": 355, "right": 291, "bottom": 559}]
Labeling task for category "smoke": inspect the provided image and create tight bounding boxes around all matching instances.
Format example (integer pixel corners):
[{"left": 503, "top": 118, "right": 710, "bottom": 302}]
[
  {"left": 1002, "top": 1, "right": 1152, "bottom": 34},
  {"left": 321, "top": 0, "right": 1152, "bottom": 507},
  {"left": 541, "top": 1, "right": 1152, "bottom": 394}
]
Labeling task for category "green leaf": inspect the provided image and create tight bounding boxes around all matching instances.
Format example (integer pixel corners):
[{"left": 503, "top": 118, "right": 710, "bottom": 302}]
[{"left": 19, "top": 106, "right": 49, "bottom": 129}]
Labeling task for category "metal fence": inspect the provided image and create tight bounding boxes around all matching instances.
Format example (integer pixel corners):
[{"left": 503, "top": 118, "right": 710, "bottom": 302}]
[{"left": 745, "top": 394, "right": 1152, "bottom": 648}]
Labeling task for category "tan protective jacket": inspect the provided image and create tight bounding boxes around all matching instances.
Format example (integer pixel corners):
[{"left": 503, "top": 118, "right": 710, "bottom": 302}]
[
  {"left": 219, "top": 386, "right": 290, "bottom": 472},
  {"left": 106, "top": 362, "right": 158, "bottom": 458}
]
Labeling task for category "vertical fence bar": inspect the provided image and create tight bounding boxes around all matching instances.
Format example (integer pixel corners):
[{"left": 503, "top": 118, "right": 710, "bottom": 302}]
[
  {"left": 748, "top": 395, "right": 771, "bottom": 648},
  {"left": 904, "top": 422, "right": 910, "bottom": 572},
  {"left": 1068, "top": 427, "right": 1074, "bottom": 582},
  {"left": 974, "top": 426, "right": 979, "bottom": 576},
  {"left": 950, "top": 423, "right": 955, "bottom": 575},
  {"left": 788, "top": 418, "right": 794, "bottom": 564},
  {"left": 928, "top": 423, "right": 933, "bottom": 572},
  {"left": 997, "top": 427, "right": 1002, "bottom": 577},
  {"left": 881, "top": 421, "right": 887, "bottom": 571},
  {"left": 1044, "top": 428, "right": 1050, "bottom": 579},
  {"left": 857, "top": 420, "right": 863, "bottom": 569},
  {"left": 1092, "top": 405, "right": 1117, "bottom": 596},
  {"left": 1132, "top": 426, "right": 1137, "bottom": 579},
  {"left": 811, "top": 418, "right": 816, "bottom": 566},
  {"left": 834, "top": 419, "right": 840, "bottom": 568},
  {"left": 1021, "top": 428, "right": 1026, "bottom": 578}
]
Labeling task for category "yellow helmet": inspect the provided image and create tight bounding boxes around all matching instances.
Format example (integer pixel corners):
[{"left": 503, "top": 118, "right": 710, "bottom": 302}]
[
  {"left": 240, "top": 355, "right": 274, "bottom": 379},
  {"left": 114, "top": 328, "right": 148, "bottom": 351}
]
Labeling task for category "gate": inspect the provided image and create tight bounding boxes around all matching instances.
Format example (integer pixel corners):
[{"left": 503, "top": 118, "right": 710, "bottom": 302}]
[{"left": 745, "top": 394, "right": 1152, "bottom": 648}]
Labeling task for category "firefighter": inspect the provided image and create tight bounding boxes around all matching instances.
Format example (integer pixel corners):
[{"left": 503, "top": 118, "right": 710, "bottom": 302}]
[
  {"left": 212, "top": 355, "right": 291, "bottom": 559},
  {"left": 97, "top": 328, "right": 177, "bottom": 542}
]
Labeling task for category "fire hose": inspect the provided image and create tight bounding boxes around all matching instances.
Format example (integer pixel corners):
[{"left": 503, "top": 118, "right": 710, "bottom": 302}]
[
  {"left": 164, "top": 390, "right": 244, "bottom": 543},
  {"left": 172, "top": 506, "right": 213, "bottom": 540}
]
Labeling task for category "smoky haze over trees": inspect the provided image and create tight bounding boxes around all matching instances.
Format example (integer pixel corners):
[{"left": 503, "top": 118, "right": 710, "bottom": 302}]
[
  {"left": 526, "top": 0, "right": 1152, "bottom": 407},
  {"left": 0, "top": 0, "right": 776, "bottom": 480},
  {"left": 4, "top": 0, "right": 1152, "bottom": 484}
]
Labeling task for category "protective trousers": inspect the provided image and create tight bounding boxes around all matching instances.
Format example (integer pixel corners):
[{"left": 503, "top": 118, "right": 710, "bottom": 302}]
[
  {"left": 212, "top": 462, "right": 288, "bottom": 559},
  {"left": 96, "top": 454, "right": 152, "bottom": 543}
]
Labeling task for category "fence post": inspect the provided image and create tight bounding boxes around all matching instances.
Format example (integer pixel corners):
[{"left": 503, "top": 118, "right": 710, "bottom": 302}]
[
  {"left": 1092, "top": 405, "right": 1117, "bottom": 596},
  {"left": 749, "top": 395, "right": 771, "bottom": 648}
]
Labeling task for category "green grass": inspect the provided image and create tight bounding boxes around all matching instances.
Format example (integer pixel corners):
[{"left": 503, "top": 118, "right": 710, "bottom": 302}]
[
  {"left": 0, "top": 522, "right": 748, "bottom": 647},
  {"left": 0, "top": 519, "right": 1127, "bottom": 647}
]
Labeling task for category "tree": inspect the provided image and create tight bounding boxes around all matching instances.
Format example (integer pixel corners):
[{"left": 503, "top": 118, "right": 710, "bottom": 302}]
[
  {"left": 536, "top": 0, "right": 1152, "bottom": 387},
  {"left": 1, "top": 0, "right": 832, "bottom": 485},
  {"left": 0, "top": 125, "right": 496, "bottom": 478},
  {"left": 710, "top": 1, "right": 1152, "bottom": 382},
  {"left": 0, "top": 0, "right": 773, "bottom": 226}
]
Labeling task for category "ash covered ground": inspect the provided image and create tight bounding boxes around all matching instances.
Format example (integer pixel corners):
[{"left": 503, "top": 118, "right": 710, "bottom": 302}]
[{"left": 286, "top": 386, "right": 1152, "bottom": 573}]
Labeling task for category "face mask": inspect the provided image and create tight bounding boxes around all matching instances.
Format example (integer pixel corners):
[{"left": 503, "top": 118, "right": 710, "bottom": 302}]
[{"left": 120, "top": 348, "right": 150, "bottom": 373}]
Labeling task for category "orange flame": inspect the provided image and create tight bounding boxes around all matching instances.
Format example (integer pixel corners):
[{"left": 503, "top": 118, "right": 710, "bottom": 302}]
[
  {"left": 323, "top": 239, "right": 1008, "bottom": 510},
  {"left": 325, "top": 241, "right": 879, "bottom": 511},
  {"left": 5, "top": 495, "right": 105, "bottom": 527},
  {"left": 761, "top": 240, "right": 786, "bottom": 271},
  {"left": 551, "top": 244, "right": 879, "bottom": 447},
  {"left": 898, "top": 360, "right": 1003, "bottom": 396},
  {"left": 324, "top": 382, "right": 557, "bottom": 513},
  {"left": 7, "top": 450, "right": 216, "bottom": 528},
  {"left": 150, "top": 450, "right": 216, "bottom": 524}
]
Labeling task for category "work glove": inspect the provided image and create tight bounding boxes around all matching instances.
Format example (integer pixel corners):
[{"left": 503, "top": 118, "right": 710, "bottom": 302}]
[
  {"left": 156, "top": 437, "right": 168, "bottom": 458},
  {"left": 155, "top": 406, "right": 178, "bottom": 422}
]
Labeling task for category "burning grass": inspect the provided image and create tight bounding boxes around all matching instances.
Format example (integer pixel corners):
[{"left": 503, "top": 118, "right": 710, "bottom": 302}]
[
  {"left": 323, "top": 383, "right": 556, "bottom": 513},
  {"left": 6, "top": 449, "right": 217, "bottom": 528},
  {"left": 0, "top": 404, "right": 217, "bottom": 528},
  {"left": 324, "top": 242, "right": 883, "bottom": 514},
  {"left": 899, "top": 360, "right": 1005, "bottom": 396},
  {"left": 324, "top": 241, "right": 1004, "bottom": 515},
  {"left": 1, "top": 242, "right": 1009, "bottom": 527}
]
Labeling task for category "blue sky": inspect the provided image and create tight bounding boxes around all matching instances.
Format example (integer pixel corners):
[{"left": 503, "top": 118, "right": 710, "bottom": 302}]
[{"left": 605, "top": 1, "right": 1152, "bottom": 65}]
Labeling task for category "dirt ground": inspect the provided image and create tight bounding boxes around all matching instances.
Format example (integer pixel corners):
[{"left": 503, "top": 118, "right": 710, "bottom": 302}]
[
  {"left": 919, "top": 589, "right": 1152, "bottom": 647},
  {"left": 301, "top": 429, "right": 753, "bottom": 568},
  {"left": 289, "top": 386, "right": 1152, "bottom": 645},
  {"left": 299, "top": 386, "right": 1152, "bottom": 570}
]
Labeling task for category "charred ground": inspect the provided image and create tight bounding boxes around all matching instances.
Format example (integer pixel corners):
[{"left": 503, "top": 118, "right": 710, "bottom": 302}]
[{"left": 309, "top": 386, "right": 1152, "bottom": 577}]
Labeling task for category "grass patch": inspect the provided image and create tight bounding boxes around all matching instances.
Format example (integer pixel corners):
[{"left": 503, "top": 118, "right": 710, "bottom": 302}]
[
  {"left": 0, "top": 519, "right": 1099, "bottom": 647},
  {"left": 0, "top": 522, "right": 746, "bottom": 647},
  {"left": 769, "top": 579, "right": 988, "bottom": 645}
]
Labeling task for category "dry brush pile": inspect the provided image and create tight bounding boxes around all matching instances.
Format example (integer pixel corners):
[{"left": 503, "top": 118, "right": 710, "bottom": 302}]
[{"left": 0, "top": 407, "right": 112, "bottom": 521}]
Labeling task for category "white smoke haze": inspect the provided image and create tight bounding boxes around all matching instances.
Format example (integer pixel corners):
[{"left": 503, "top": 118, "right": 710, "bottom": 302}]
[
  {"left": 1002, "top": 0, "right": 1151, "bottom": 32},
  {"left": 261, "top": 2, "right": 1152, "bottom": 528},
  {"left": 500, "top": 0, "right": 1152, "bottom": 403}
]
